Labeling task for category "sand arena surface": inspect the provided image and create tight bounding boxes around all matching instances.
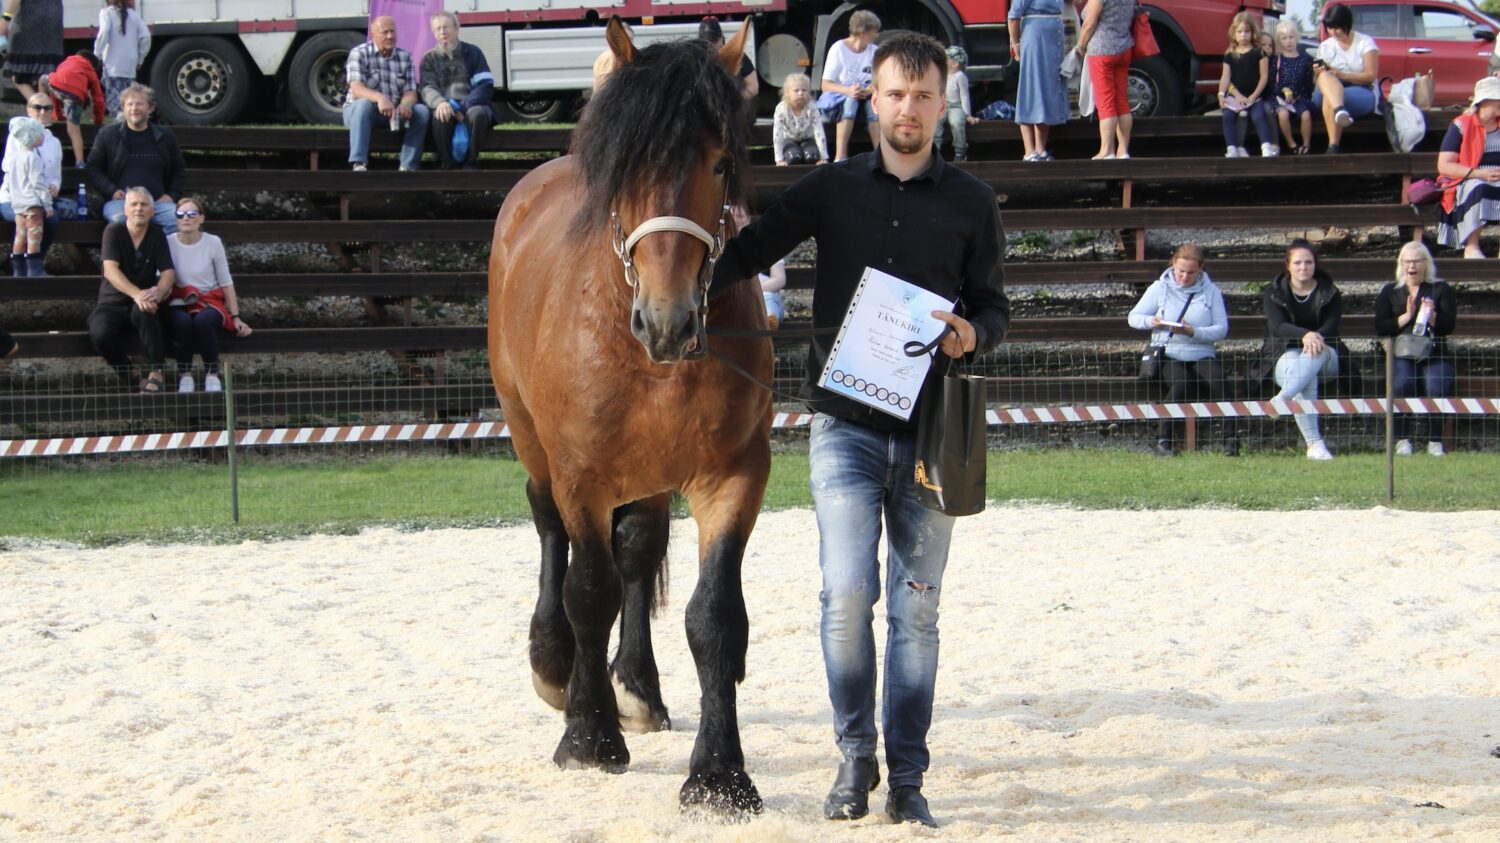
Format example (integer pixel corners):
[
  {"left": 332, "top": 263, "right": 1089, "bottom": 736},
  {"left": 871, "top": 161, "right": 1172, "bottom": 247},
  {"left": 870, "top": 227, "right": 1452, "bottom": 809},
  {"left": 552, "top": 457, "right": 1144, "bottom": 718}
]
[{"left": 2, "top": 506, "right": 1499, "bottom": 842}]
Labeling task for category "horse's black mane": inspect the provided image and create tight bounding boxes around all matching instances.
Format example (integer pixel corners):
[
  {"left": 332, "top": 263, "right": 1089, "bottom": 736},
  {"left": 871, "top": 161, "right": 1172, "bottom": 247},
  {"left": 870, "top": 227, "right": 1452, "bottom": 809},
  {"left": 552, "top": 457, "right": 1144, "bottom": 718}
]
[{"left": 570, "top": 38, "right": 750, "bottom": 234}]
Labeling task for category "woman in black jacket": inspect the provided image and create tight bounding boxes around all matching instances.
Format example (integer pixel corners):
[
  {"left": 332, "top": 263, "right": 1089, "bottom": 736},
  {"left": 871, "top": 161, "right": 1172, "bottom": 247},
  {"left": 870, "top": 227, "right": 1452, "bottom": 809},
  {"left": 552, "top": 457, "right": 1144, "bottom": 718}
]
[
  {"left": 1375, "top": 241, "right": 1458, "bottom": 456},
  {"left": 1248, "top": 239, "right": 1345, "bottom": 460}
]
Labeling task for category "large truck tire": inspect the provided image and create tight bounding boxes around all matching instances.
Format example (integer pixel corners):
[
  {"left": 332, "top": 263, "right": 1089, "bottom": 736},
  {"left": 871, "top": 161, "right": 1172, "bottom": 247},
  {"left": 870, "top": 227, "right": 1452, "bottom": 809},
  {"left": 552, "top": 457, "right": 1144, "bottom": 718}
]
[
  {"left": 149, "top": 36, "right": 253, "bottom": 125},
  {"left": 1127, "top": 54, "right": 1183, "bottom": 117},
  {"left": 288, "top": 31, "right": 365, "bottom": 124}
]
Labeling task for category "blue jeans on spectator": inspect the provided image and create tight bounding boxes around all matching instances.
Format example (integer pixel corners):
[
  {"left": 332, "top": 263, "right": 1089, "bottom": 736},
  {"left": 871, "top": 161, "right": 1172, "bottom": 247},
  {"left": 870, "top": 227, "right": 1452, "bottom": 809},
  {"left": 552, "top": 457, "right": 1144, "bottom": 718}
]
[
  {"left": 1221, "top": 99, "right": 1274, "bottom": 151},
  {"left": 343, "top": 99, "right": 431, "bottom": 170},
  {"left": 165, "top": 306, "right": 224, "bottom": 372},
  {"left": 808, "top": 413, "right": 955, "bottom": 791},
  {"left": 1, "top": 197, "right": 76, "bottom": 254},
  {"left": 1312, "top": 83, "right": 1378, "bottom": 120},
  {"left": 101, "top": 198, "right": 178, "bottom": 234},
  {"left": 1274, "top": 347, "right": 1338, "bottom": 445},
  {"left": 1391, "top": 356, "right": 1456, "bottom": 442},
  {"left": 820, "top": 93, "right": 877, "bottom": 125}
]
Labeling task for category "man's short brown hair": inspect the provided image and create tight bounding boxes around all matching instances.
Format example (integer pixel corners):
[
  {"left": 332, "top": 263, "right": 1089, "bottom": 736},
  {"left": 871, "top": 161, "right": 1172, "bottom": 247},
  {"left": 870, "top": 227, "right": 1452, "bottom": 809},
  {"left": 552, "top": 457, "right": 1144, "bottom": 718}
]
[{"left": 872, "top": 32, "right": 948, "bottom": 91}]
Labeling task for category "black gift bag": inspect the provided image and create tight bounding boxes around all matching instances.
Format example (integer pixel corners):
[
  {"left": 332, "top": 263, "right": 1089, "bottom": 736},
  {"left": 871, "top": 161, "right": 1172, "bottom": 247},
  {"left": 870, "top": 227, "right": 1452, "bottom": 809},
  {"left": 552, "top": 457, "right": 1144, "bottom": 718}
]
[{"left": 904, "top": 330, "right": 987, "bottom": 517}]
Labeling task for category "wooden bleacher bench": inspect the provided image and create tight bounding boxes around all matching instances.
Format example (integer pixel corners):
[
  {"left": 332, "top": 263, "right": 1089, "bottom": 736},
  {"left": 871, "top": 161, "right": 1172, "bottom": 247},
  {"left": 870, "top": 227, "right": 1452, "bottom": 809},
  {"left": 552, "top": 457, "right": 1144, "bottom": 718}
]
[
  {"left": 6, "top": 258, "right": 1496, "bottom": 304},
  {"left": 11, "top": 315, "right": 1500, "bottom": 361}
]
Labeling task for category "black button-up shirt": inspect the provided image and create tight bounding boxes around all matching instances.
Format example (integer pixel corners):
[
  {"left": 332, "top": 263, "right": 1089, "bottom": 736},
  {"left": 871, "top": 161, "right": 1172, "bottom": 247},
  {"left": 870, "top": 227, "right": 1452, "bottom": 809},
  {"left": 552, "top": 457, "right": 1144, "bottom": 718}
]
[{"left": 712, "top": 149, "right": 1009, "bottom": 429}]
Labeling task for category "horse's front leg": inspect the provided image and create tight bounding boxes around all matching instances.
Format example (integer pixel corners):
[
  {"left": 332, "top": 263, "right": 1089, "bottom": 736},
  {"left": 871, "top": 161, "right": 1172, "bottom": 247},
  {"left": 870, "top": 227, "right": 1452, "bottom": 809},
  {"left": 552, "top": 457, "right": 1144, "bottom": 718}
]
[
  {"left": 679, "top": 467, "right": 768, "bottom": 814},
  {"left": 553, "top": 494, "right": 630, "bottom": 771},
  {"left": 526, "top": 478, "right": 572, "bottom": 711},
  {"left": 611, "top": 494, "right": 672, "bottom": 733}
]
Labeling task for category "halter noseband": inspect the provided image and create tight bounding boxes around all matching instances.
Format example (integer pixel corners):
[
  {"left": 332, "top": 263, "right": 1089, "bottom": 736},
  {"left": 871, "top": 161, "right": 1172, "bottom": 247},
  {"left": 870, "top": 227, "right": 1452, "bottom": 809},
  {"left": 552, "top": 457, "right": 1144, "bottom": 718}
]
[{"left": 608, "top": 172, "right": 732, "bottom": 360}]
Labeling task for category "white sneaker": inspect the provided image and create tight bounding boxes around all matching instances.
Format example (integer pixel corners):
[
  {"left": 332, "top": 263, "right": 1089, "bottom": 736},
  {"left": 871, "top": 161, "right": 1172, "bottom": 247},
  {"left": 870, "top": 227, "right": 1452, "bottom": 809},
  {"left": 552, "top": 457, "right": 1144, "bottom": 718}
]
[
  {"left": 1238, "top": 146, "right": 1252, "bottom": 158},
  {"left": 1335, "top": 108, "right": 1353, "bottom": 128},
  {"left": 351, "top": 162, "right": 367, "bottom": 172},
  {"left": 178, "top": 374, "right": 195, "bottom": 393},
  {"left": 204, "top": 374, "right": 223, "bottom": 393},
  {"left": 1262, "top": 143, "right": 1280, "bottom": 157},
  {"left": 1306, "top": 440, "right": 1334, "bottom": 461},
  {"left": 1226, "top": 146, "right": 1238, "bottom": 158},
  {"left": 1427, "top": 441, "right": 1446, "bottom": 457},
  {"left": 1395, "top": 439, "right": 1413, "bottom": 456}
]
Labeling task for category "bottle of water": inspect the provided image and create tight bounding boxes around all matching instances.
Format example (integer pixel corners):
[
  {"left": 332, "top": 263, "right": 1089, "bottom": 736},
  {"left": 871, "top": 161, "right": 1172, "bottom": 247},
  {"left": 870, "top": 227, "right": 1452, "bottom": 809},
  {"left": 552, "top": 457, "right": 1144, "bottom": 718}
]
[
  {"left": 1413, "top": 300, "right": 1432, "bottom": 335},
  {"left": 76, "top": 182, "right": 87, "bottom": 220}
]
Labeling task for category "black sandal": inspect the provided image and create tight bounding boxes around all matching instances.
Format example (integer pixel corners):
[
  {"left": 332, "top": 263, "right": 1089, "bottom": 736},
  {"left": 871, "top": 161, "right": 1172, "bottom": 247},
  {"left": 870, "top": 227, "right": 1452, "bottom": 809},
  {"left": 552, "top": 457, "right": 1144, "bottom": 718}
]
[{"left": 140, "top": 374, "right": 165, "bottom": 394}]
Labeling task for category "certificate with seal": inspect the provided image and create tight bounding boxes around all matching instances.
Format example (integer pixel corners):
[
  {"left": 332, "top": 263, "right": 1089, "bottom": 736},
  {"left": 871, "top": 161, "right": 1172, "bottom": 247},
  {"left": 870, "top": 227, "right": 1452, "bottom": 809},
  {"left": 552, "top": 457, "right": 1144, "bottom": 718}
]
[{"left": 817, "top": 267, "right": 956, "bottom": 421}]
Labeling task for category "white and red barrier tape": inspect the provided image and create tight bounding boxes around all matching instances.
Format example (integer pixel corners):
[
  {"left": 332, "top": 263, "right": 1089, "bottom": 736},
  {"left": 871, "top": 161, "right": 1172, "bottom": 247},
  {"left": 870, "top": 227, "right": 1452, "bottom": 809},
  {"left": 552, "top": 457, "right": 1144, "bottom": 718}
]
[{"left": 3, "top": 397, "right": 1497, "bottom": 459}]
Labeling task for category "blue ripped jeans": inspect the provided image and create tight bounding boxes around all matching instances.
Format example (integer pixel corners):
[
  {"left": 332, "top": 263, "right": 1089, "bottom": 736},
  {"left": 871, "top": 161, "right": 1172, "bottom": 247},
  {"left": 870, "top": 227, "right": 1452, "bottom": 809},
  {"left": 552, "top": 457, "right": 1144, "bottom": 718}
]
[{"left": 808, "top": 413, "right": 955, "bottom": 790}]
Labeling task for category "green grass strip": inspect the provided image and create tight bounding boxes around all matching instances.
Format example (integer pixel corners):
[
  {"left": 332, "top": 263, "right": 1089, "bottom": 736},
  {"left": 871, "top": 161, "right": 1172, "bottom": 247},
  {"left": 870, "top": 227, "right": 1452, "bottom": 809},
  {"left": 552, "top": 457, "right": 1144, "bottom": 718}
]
[{"left": 2, "top": 449, "right": 1495, "bottom": 546}]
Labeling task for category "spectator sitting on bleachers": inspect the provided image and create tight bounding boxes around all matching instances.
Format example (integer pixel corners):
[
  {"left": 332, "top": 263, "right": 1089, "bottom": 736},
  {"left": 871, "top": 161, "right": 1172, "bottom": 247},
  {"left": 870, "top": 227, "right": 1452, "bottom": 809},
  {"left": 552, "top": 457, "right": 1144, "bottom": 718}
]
[
  {"left": 419, "top": 11, "right": 495, "bottom": 171},
  {"left": 1127, "top": 243, "right": 1238, "bottom": 457},
  {"left": 87, "top": 186, "right": 175, "bottom": 394},
  {"left": 1375, "top": 241, "right": 1458, "bottom": 456},
  {"left": 818, "top": 9, "right": 880, "bottom": 162},
  {"left": 1217, "top": 13, "right": 1274, "bottom": 158},
  {"left": 344, "top": 15, "right": 430, "bottom": 173},
  {"left": 1271, "top": 20, "right": 1315, "bottom": 156},
  {"left": 1313, "top": 3, "right": 1380, "bottom": 154},
  {"left": 85, "top": 82, "right": 185, "bottom": 233},
  {"left": 1436, "top": 76, "right": 1500, "bottom": 259},
  {"left": 166, "top": 197, "right": 251, "bottom": 393},
  {"left": 772, "top": 73, "right": 827, "bottom": 166},
  {"left": 1246, "top": 239, "right": 1345, "bottom": 461},
  {"left": 1, "top": 93, "right": 78, "bottom": 264}
]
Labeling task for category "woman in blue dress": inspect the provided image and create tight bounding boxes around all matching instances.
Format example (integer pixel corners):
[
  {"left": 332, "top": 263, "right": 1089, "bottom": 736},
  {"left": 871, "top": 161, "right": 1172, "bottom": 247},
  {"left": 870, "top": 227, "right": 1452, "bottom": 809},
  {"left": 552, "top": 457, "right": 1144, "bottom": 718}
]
[{"left": 1007, "top": 0, "right": 1069, "bottom": 162}]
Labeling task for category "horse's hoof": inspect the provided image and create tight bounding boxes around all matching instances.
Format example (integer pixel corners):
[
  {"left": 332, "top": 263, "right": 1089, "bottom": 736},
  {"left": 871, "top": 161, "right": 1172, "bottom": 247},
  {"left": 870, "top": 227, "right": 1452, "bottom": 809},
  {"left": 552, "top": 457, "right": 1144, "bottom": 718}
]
[
  {"left": 552, "top": 719, "right": 630, "bottom": 773},
  {"left": 611, "top": 673, "right": 671, "bottom": 734},
  {"left": 531, "top": 669, "right": 566, "bottom": 712},
  {"left": 679, "top": 768, "right": 763, "bottom": 816}
]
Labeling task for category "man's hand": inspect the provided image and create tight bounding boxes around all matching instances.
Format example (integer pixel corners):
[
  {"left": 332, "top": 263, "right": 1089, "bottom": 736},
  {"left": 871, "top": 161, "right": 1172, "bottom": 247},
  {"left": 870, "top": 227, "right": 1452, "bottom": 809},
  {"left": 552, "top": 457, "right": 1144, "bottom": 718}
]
[
  {"left": 375, "top": 93, "right": 395, "bottom": 117},
  {"left": 434, "top": 101, "right": 454, "bottom": 123},
  {"left": 132, "top": 289, "right": 158, "bottom": 313},
  {"left": 397, "top": 100, "right": 414, "bottom": 120},
  {"left": 931, "top": 311, "right": 977, "bottom": 358}
]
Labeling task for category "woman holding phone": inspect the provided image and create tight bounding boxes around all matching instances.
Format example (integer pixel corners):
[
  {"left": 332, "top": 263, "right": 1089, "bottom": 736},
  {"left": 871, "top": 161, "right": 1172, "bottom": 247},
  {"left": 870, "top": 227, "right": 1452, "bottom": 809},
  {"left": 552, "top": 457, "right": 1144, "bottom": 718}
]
[
  {"left": 1312, "top": 3, "right": 1380, "bottom": 154},
  {"left": 1127, "top": 243, "right": 1237, "bottom": 456}
]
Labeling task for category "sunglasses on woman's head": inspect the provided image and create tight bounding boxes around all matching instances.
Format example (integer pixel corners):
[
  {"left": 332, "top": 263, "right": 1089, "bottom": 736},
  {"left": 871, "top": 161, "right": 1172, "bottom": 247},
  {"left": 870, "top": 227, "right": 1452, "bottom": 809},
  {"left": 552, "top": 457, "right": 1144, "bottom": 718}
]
[{"left": 174, "top": 209, "right": 201, "bottom": 219}]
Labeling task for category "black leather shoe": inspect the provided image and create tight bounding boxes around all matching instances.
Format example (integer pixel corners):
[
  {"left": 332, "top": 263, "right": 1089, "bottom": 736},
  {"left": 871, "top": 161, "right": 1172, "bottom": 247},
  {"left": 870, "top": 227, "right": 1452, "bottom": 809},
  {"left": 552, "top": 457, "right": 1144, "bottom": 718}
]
[
  {"left": 886, "top": 785, "right": 937, "bottom": 827},
  {"left": 1223, "top": 438, "right": 1241, "bottom": 457},
  {"left": 823, "top": 756, "right": 881, "bottom": 820}
]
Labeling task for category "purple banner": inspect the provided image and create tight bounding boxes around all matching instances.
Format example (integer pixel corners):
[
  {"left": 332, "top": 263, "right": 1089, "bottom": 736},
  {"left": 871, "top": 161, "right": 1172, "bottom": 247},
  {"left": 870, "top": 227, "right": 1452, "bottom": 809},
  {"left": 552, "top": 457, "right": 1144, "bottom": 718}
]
[{"left": 370, "top": 0, "right": 444, "bottom": 80}]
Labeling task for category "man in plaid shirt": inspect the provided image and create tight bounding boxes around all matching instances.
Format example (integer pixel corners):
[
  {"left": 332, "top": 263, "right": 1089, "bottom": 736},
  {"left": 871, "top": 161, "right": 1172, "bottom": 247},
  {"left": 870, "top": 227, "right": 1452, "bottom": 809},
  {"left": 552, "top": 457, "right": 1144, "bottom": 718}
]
[{"left": 343, "top": 16, "right": 431, "bottom": 171}]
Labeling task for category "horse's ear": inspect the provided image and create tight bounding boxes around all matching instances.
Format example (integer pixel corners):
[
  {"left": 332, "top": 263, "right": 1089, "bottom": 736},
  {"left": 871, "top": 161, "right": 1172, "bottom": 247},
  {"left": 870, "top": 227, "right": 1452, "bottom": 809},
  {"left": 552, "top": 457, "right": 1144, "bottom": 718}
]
[
  {"left": 717, "top": 19, "right": 751, "bottom": 75},
  {"left": 606, "top": 15, "right": 636, "bottom": 66}
]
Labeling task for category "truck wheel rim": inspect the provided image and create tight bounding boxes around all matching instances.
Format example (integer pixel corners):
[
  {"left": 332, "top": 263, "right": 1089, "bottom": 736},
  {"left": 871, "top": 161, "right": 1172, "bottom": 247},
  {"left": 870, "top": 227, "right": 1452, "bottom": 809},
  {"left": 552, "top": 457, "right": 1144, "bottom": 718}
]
[
  {"left": 175, "top": 54, "right": 226, "bottom": 110},
  {"left": 312, "top": 51, "right": 350, "bottom": 111}
]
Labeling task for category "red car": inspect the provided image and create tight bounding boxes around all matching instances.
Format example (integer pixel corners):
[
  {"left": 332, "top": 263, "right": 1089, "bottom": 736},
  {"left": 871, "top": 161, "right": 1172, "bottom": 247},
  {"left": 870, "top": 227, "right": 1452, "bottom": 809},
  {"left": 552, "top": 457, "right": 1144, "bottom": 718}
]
[{"left": 1325, "top": 0, "right": 1500, "bottom": 106}]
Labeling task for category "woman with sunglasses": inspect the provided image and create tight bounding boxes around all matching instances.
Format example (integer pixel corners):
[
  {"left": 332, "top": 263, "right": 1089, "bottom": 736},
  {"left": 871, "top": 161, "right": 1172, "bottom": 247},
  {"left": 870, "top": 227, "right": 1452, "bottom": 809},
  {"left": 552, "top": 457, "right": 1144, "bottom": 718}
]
[{"left": 165, "top": 196, "right": 250, "bottom": 392}]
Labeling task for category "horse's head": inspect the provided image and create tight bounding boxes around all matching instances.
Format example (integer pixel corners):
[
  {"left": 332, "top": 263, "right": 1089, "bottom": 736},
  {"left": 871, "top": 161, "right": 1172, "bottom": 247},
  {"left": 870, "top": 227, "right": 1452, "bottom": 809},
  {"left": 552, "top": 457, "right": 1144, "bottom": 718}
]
[{"left": 573, "top": 16, "right": 752, "bottom": 364}]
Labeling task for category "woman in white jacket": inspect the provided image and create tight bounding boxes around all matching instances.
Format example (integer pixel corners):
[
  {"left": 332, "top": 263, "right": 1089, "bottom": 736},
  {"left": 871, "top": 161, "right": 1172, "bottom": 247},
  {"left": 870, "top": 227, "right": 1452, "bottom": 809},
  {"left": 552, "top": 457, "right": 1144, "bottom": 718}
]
[
  {"left": 93, "top": 0, "right": 151, "bottom": 116},
  {"left": 1128, "top": 243, "right": 1238, "bottom": 456}
]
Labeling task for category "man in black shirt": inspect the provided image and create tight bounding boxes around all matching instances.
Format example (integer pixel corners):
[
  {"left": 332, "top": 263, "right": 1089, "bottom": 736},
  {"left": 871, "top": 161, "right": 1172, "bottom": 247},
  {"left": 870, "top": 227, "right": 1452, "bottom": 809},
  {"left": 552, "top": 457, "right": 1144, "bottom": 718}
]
[
  {"left": 88, "top": 187, "right": 176, "bottom": 391},
  {"left": 711, "top": 32, "right": 1008, "bottom": 828},
  {"left": 84, "top": 83, "right": 186, "bottom": 233}
]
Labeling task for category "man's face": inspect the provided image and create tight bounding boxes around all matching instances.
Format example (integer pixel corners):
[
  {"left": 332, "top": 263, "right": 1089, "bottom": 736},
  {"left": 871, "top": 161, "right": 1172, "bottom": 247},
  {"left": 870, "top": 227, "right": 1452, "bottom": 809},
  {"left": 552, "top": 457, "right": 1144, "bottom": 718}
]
[
  {"left": 372, "top": 18, "right": 398, "bottom": 54},
  {"left": 871, "top": 59, "right": 944, "bottom": 156},
  {"left": 26, "top": 96, "right": 52, "bottom": 125},
  {"left": 121, "top": 93, "right": 150, "bottom": 128},
  {"left": 431, "top": 15, "right": 457, "bottom": 47},
  {"left": 124, "top": 192, "right": 153, "bottom": 222}
]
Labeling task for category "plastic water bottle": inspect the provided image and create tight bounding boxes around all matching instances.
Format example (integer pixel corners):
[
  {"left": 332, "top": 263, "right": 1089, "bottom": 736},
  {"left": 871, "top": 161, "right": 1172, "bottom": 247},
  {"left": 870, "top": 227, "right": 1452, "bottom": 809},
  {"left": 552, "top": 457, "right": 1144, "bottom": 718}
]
[
  {"left": 75, "top": 182, "right": 88, "bottom": 220},
  {"left": 1413, "top": 301, "right": 1432, "bottom": 335}
]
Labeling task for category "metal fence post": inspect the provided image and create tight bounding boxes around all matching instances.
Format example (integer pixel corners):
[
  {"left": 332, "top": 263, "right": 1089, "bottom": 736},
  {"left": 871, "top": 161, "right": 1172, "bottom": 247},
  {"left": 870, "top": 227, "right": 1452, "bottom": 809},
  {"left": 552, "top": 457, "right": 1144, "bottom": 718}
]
[
  {"left": 1384, "top": 337, "right": 1394, "bottom": 503},
  {"left": 224, "top": 362, "right": 240, "bottom": 524}
]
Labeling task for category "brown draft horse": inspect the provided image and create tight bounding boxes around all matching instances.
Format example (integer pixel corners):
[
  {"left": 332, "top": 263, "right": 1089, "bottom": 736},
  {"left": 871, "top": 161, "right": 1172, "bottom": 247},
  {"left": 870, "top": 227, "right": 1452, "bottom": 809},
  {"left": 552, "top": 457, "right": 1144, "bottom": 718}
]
[{"left": 486, "top": 18, "right": 772, "bottom": 813}]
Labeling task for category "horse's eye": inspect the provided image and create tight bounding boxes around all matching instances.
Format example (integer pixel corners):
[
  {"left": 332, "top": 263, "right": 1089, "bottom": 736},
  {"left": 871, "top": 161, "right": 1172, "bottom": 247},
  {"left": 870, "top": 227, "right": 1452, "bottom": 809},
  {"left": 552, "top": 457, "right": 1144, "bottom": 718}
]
[{"left": 713, "top": 158, "right": 731, "bottom": 176}]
